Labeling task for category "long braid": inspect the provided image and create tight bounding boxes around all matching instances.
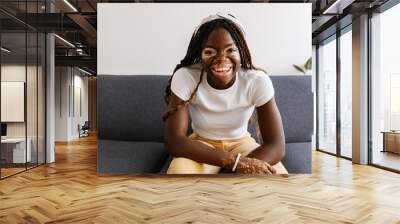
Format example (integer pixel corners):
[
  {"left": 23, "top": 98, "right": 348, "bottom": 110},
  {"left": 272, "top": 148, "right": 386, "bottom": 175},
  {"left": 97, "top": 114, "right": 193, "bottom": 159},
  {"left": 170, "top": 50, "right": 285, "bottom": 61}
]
[{"left": 162, "top": 69, "right": 205, "bottom": 121}]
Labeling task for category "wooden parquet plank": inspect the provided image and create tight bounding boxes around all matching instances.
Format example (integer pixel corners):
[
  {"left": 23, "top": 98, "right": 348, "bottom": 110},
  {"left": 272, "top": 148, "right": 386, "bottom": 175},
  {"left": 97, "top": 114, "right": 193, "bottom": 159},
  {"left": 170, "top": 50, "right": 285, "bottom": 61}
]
[{"left": 0, "top": 135, "right": 400, "bottom": 223}]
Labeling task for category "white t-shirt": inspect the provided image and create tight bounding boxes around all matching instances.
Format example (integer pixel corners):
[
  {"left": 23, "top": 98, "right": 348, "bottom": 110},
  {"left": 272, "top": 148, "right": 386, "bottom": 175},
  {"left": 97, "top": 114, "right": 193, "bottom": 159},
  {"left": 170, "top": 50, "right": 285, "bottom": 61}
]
[{"left": 171, "top": 63, "right": 275, "bottom": 140}]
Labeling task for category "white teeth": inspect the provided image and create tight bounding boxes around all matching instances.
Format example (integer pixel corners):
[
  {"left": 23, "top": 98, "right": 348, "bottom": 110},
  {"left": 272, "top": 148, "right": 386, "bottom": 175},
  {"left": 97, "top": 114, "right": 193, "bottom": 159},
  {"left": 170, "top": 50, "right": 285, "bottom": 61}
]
[{"left": 212, "top": 67, "right": 232, "bottom": 72}]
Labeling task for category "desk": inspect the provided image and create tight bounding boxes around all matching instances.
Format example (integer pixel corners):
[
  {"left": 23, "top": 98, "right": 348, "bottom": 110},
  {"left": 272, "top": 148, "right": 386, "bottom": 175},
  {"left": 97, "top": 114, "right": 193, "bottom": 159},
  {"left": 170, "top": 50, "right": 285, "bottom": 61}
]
[
  {"left": 381, "top": 131, "right": 400, "bottom": 154},
  {"left": 1, "top": 138, "right": 31, "bottom": 163}
]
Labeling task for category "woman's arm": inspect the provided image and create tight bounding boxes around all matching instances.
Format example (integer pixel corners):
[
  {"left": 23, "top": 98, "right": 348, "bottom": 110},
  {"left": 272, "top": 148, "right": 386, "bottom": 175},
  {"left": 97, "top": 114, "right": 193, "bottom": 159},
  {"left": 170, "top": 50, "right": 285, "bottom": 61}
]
[
  {"left": 164, "top": 93, "right": 236, "bottom": 169},
  {"left": 246, "top": 97, "right": 285, "bottom": 165}
]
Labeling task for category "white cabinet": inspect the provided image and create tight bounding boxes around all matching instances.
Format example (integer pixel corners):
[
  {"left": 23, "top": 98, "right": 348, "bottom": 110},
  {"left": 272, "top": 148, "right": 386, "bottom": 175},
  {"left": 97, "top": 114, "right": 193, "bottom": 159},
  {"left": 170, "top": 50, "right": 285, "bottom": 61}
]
[
  {"left": 1, "top": 138, "right": 32, "bottom": 163},
  {"left": 382, "top": 131, "right": 400, "bottom": 154}
]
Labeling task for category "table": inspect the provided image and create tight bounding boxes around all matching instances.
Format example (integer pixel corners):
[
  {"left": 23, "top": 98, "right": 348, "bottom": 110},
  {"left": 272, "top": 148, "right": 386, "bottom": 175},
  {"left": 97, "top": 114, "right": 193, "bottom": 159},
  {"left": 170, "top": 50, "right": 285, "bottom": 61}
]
[
  {"left": 1, "top": 138, "right": 31, "bottom": 163},
  {"left": 381, "top": 131, "right": 400, "bottom": 154}
]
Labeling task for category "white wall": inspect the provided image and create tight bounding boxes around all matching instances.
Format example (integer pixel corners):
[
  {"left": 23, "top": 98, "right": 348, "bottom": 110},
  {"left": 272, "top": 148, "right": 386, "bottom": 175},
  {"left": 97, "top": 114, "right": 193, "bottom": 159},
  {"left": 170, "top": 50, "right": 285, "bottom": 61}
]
[
  {"left": 1, "top": 65, "right": 26, "bottom": 141},
  {"left": 1, "top": 65, "right": 41, "bottom": 138},
  {"left": 55, "top": 67, "right": 70, "bottom": 141},
  {"left": 98, "top": 3, "right": 311, "bottom": 76},
  {"left": 1, "top": 63, "right": 46, "bottom": 164},
  {"left": 55, "top": 67, "right": 89, "bottom": 141},
  {"left": 72, "top": 73, "right": 89, "bottom": 138}
]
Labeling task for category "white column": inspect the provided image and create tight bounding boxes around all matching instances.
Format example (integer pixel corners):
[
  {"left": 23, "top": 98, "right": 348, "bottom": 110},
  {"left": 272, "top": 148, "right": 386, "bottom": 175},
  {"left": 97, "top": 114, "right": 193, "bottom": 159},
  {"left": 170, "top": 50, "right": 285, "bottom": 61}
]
[
  {"left": 312, "top": 45, "right": 317, "bottom": 151},
  {"left": 45, "top": 0, "right": 55, "bottom": 163},
  {"left": 352, "top": 14, "right": 369, "bottom": 164},
  {"left": 46, "top": 32, "right": 55, "bottom": 163}
]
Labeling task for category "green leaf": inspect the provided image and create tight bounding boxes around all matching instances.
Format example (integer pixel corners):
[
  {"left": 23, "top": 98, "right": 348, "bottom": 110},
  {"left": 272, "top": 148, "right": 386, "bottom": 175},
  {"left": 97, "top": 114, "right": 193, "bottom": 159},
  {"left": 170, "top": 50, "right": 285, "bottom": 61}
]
[
  {"left": 293, "top": 64, "right": 305, "bottom": 74},
  {"left": 305, "top": 57, "right": 312, "bottom": 70}
]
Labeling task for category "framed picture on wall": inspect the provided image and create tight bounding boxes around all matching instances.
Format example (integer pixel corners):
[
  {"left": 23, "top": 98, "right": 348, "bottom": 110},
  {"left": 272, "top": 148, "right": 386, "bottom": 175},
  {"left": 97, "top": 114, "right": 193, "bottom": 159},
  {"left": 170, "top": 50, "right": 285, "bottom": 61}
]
[{"left": 1, "top": 81, "right": 25, "bottom": 122}]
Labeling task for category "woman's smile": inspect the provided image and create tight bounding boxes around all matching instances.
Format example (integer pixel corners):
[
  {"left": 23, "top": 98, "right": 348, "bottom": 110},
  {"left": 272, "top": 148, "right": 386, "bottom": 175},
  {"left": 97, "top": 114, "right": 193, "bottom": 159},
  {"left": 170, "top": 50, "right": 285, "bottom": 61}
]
[{"left": 210, "top": 64, "right": 233, "bottom": 78}]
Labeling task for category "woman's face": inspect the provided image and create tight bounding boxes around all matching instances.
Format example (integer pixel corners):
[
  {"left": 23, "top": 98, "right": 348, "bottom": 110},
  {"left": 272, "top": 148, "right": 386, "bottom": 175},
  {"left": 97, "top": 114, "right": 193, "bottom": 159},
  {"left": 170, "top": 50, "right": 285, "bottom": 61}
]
[{"left": 201, "top": 28, "right": 241, "bottom": 88}]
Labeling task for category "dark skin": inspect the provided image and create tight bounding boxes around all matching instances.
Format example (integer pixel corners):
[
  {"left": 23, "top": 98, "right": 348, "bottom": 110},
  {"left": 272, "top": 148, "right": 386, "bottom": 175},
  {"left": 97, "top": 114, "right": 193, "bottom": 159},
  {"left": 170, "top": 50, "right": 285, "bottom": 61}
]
[{"left": 164, "top": 28, "right": 285, "bottom": 174}]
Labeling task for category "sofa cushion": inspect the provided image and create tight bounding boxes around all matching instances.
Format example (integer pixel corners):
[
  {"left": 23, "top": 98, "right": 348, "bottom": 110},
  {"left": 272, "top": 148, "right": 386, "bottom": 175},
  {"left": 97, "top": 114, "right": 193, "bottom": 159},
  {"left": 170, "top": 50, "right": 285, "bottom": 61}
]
[
  {"left": 98, "top": 140, "right": 168, "bottom": 173},
  {"left": 281, "top": 142, "right": 312, "bottom": 173},
  {"left": 272, "top": 76, "right": 313, "bottom": 143},
  {"left": 248, "top": 76, "right": 313, "bottom": 144},
  {"left": 98, "top": 75, "right": 169, "bottom": 142}
]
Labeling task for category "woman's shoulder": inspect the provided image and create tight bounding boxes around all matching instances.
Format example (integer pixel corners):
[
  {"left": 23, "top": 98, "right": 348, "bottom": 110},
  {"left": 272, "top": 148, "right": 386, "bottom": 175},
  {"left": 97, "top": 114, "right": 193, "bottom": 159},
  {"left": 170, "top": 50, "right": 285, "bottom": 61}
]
[
  {"left": 174, "top": 63, "right": 202, "bottom": 82},
  {"left": 171, "top": 63, "right": 202, "bottom": 99},
  {"left": 239, "top": 68, "right": 269, "bottom": 82},
  {"left": 175, "top": 63, "right": 202, "bottom": 74},
  {"left": 241, "top": 68, "right": 274, "bottom": 106}
]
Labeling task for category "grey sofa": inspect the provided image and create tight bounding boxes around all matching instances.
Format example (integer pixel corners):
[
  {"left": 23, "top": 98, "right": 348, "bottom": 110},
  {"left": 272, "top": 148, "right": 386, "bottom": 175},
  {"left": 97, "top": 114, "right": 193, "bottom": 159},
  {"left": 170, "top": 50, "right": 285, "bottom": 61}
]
[{"left": 97, "top": 75, "right": 313, "bottom": 174}]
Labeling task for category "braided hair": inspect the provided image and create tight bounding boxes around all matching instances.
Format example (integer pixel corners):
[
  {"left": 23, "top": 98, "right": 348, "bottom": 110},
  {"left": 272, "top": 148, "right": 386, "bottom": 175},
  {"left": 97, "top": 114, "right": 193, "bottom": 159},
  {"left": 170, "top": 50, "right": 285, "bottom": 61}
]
[{"left": 162, "top": 17, "right": 266, "bottom": 139}]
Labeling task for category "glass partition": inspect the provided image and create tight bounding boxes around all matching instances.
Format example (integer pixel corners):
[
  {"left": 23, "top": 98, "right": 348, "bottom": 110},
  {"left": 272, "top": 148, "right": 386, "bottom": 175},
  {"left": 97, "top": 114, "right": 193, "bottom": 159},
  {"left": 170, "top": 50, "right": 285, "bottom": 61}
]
[
  {"left": 1, "top": 31, "right": 28, "bottom": 177},
  {"left": 317, "top": 36, "right": 337, "bottom": 155},
  {"left": 0, "top": 1, "right": 46, "bottom": 179}
]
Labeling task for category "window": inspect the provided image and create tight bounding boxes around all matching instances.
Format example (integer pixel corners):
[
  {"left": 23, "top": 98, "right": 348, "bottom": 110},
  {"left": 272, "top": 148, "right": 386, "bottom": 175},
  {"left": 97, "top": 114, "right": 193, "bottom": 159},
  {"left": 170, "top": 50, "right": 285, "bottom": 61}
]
[
  {"left": 370, "top": 2, "right": 400, "bottom": 171},
  {"left": 318, "top": 36, "right": 337, "bottom": 155},
  {"left": 340, "top": 29, "right": 352, "bottom": 158}
]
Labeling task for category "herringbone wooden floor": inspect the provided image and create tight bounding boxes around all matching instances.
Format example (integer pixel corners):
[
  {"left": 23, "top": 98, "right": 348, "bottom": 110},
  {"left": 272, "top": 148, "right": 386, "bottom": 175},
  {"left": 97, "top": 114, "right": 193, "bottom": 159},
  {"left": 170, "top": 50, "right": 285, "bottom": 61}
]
[{"left": 1, "top": 135, "right": 400, "bottom": 224}]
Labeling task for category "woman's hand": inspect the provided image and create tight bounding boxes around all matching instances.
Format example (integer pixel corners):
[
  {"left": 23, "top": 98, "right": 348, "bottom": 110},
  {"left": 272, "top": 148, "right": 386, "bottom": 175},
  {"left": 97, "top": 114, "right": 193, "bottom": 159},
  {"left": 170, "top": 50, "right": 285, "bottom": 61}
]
[{"left": 234, "top": 156, "right": 276, "bottom": 174}]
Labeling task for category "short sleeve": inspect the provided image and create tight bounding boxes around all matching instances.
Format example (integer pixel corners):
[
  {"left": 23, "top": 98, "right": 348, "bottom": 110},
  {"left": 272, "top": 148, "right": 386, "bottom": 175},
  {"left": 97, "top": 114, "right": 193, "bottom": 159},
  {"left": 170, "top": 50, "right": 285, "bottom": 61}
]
[
  {"left": 252, "top": 73, "right": 275, "bottom": 107},
  {"left": 170, "top": 67, "right": 197, "bottom": 101}
]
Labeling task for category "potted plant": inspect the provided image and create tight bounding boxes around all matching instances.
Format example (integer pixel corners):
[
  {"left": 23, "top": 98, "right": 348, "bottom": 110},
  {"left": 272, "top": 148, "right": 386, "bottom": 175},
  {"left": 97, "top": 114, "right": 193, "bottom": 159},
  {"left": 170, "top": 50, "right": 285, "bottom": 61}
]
[{"left": 293, "top": 57, "right": 312, "bottom": 74}]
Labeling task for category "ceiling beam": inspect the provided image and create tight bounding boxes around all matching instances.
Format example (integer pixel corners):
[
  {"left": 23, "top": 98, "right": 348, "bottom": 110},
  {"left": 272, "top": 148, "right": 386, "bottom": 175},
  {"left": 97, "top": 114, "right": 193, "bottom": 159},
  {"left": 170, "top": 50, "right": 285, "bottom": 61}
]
[
  {"left": 322, "top": 0, "right": 356, "bottom": 14},
  {"left": 67, "top": 13, "right": 97, "bottom": 46},
  {"left": 55, "top": 55, "right": 96, "bottom": 69}
]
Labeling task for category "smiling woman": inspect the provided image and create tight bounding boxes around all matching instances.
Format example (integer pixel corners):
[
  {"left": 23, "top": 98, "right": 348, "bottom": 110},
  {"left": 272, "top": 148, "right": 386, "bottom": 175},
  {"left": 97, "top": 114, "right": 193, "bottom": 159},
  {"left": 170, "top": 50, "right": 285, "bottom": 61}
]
[{"left": 163, "top": 13, "right": 288, "bottom": 175}]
